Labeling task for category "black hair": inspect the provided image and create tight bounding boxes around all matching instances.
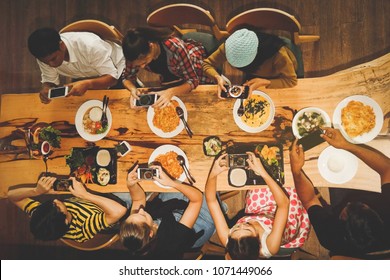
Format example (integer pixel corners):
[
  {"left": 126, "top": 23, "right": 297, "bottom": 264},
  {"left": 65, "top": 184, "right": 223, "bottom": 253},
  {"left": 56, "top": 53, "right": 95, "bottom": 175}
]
[
  {"left": 342, "top": 202, "right": 385, "bottom": 253},
  {"left": 235, "top": 26, "right": 285, "bottom": 73},
  {"left": 27, "top": 27, "right": 61, "bottom": 58},
  {"left": 120, "top": 221, "right": 156, "bottom": 256},
  {"left": 226, "top": 236, "right": 260, "bottom": 259},
  {"left": 122, "top": 27, "right": 173, "bottom": 61},
  {"left": 29, "top": 199, "right": 70, "bottom": 241}
]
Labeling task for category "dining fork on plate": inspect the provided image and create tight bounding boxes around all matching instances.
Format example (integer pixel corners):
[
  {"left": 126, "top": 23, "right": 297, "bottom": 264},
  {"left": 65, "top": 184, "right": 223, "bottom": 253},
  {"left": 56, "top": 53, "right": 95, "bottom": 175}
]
[{"left": 101, "top": 95, "right": 109, "bottom": 128}]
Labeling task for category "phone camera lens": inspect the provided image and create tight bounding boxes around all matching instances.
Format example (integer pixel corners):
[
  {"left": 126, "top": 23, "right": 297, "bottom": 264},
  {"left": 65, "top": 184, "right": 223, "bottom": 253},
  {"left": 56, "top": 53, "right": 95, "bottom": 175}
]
[{"left": 143, "top": 170, "right": 153, "bottom": 179}]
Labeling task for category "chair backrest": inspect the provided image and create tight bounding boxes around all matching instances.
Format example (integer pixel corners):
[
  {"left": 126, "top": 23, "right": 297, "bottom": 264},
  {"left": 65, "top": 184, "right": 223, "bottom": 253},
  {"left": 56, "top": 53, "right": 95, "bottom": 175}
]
[
  {"left": 226, "top": 8, "right": 320, "bottom": 44},
  {"left": 147, "top": 3, "right": 228, "bottom": 41},
  {"left": 60, "top": 19, "right": 123, "bottom": 44},
  {"left": 60, "top": 233, "right": 119, "bottom": 251}
]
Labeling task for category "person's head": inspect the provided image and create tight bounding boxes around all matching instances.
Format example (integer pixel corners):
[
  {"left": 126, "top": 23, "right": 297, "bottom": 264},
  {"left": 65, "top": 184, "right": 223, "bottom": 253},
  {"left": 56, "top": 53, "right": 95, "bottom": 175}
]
[
  {"left": 29, "top": 199, "right": 71, "bottom": 241},
  {"left": 226, "top": 222, "right": 261, "bottom": 259},
  {"left": 225, "top": 27, "right": 285, "bottom": 72},
  {"left": 225, "top": 28, "right": 259, "bottom": 68},
  {"left": 122, "top": 27, "right": 173, "bottom": 67},
  {"left": 27, "top": 27, "right": 66, "bottom": 67},
  {"left": 340, "top": 202, "right": 384, "bottom": 253},
  {"left": 120, "top": 207, "right": 156, "bottom": 255}
]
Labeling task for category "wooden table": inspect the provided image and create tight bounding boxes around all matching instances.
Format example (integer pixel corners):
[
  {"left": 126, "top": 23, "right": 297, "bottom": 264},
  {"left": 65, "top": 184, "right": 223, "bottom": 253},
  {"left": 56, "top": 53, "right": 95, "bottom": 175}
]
[{"left": 1, "top": 54, "right": 389, "bottom": 198}]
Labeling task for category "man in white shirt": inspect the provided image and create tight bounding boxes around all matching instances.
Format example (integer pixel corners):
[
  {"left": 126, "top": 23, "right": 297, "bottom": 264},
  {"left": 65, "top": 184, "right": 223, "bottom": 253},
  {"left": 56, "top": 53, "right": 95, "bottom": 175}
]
[{"left": 28, "top": 27, "right": 125, "bottom": 104}]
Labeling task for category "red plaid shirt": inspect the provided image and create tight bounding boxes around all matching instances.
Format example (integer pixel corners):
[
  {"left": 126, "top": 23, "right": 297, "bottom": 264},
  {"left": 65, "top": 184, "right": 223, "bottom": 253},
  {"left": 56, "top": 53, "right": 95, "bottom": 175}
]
[{"left": 123, "top": 37, "right": 214, "bottom": 89}]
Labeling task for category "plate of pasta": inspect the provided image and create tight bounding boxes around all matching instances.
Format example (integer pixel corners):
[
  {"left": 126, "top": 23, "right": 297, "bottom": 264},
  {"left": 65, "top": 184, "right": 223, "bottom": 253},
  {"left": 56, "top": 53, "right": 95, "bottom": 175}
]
[
  {"left": 233, "top": 90, "right": 275, "bottom": 133},
  {"left": 148, "top": 144, "right": 188, "bottom": 188},
  {"left": 147, "top": 96, "right": 187, "bottom": 138},
  {"left": 75, "top": 100, "right": 112, "bottom": 142},
  {"left": 333, "top": 95, "right": 383, "bottom": 143}
]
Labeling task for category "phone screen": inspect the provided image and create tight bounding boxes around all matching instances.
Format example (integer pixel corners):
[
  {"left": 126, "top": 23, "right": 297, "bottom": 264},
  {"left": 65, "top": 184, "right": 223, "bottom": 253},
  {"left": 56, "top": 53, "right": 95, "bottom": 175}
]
[
  {"left": 49, "top": 87, "right": 68, "bottom": 98},
  {"left": 297, "top": 129, "right": 326, "bottom": 151},
  {"left": 135, "top": 94, "right": 157, "bottom": 107},
  {"left": 118, "top": 141, "right": 131, "bottom": 156}
]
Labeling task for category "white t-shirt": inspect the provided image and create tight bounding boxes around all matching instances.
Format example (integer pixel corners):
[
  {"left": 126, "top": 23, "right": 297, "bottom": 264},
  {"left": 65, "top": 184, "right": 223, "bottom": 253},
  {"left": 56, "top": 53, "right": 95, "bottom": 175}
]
[{"left": 37, "top": 32, "right": 125, "bottom": 85}]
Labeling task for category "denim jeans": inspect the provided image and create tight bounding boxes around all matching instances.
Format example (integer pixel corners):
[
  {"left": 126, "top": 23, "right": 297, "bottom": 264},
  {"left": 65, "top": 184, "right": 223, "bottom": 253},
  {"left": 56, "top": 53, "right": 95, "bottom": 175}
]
[{"left": 112, "top": 192, "right": 217, "bottom": 249}]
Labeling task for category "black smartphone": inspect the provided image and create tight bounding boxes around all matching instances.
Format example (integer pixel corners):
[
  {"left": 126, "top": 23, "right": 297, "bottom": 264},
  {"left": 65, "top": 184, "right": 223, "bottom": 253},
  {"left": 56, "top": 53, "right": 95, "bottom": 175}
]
[
  {"left": 48, "top": 86, "right": 69, "bottom": 98},
  {"left": 137, "top": 168, "right": 159, "bottom": 180},
  {"left": 297, "top": 129, "right": 326, "bottom": 151},
  {"left": 221, "top": 85, "right": 249, "bottom": 99},
  {"left": 53, "top": 178, "right": 73, "bottom": 191},
  {"left": 134, "top": 94, "right": 158, "bottom": 107}
]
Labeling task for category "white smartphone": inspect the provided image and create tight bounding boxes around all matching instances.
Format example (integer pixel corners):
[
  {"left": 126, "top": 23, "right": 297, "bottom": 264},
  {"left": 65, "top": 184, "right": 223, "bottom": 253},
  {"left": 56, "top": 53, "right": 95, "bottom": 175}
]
[
  {"left": 48, "top": 86, "right": 69, "bottom": 98},
  {"left": 133, "top": 94, "right": 158, "bottom": 107},
  {"left": 117, "top": 141, "right": 132, "bottom": 157}
]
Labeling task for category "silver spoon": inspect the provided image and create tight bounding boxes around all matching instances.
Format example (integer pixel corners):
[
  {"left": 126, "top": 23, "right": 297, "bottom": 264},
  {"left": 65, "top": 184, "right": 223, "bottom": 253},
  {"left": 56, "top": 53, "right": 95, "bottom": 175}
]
[{"left": 177, "top": 155, "right": 196, "bottom": 184}]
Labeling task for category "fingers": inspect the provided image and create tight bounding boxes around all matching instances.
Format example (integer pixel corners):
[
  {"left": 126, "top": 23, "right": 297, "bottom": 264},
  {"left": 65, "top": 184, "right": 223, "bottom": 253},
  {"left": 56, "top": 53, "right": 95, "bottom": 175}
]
[{"left": 40, "top": 92, "right": 51, "bottom": 104}]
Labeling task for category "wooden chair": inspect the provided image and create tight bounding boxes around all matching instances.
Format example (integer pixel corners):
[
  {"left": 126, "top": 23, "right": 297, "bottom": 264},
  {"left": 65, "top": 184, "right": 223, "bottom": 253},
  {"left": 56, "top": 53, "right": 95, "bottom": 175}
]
[
  {"left": 147, "top": 3, "right": 229, "bottom": 41},
  {"left": 226, "top": 8, "right": 320, "bottom": 45},
  {"left": 60, "top": 19, "right": 123, "bottom": 44},
  {"left": 226, "top": 8, "right": 319, "bottom": 78},
  {"left": 60, "top": 233, "right": 119, "bottom": 251}
]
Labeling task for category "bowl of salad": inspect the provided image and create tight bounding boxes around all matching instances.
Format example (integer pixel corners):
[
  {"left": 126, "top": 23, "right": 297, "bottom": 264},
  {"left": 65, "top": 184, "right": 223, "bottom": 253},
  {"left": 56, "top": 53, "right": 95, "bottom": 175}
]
[{"left": 292, "top": 107, "right": 331, "bottom": 138}]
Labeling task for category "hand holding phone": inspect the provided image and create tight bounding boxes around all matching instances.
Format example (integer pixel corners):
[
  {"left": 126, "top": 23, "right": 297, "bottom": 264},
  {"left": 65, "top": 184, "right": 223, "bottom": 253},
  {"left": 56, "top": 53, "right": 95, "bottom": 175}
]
[
  {"left": 133, "top": 94, "right": 158, "bottom": 107},
  {"left": 297, "top": 129, "right": 326, "bottom": 151},
  {"left": 137, "top": 168, "right": 159, "bottom": 180},
  {"left": 48, "top": 86, "right": 69, "bottom": 98},
  {"left": 53, "top": 178, "right": 73, "bottom": 191},
  {"left": 221, "top": 85, "right": 249, "bottom": 99}
]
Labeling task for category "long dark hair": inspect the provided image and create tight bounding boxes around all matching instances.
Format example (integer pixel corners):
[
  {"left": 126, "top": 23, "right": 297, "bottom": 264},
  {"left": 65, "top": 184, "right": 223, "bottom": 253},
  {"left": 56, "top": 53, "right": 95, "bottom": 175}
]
[
  {"left": 226, "top": 236, "right": 260, "bottom": 259},
  {"left": 122, "top": 27, "right": 173, "bottom": 61},
  {"left": 235, "top": 26, "right": 285, "bottom": 73}
]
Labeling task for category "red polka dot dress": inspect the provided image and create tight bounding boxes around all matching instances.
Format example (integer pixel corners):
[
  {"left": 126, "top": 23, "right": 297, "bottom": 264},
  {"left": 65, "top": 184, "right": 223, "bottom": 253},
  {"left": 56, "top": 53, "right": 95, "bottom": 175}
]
[{"left": 238, "top": 187, "right": 311, "bottom": 249}]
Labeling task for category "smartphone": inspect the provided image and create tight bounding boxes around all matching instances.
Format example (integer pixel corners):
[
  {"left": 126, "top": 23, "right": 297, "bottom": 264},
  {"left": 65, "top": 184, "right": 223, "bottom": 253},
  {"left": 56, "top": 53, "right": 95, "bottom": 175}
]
[
  {"left": 53, "top": 178, "right": 73, "bottom": 191},
  {"left": 297, "top": 129, "right": 326, "bottom": 151},
  {"left": 117, "top": 141, "right": 132, "bottom": 157},
  {"left": 133, "top": 94, "right": 158, "bottom": 107},
  {"left": 221, "top": 85, "right": 249, "bottom": 99},
  {"left": 228, "top": 153, "right": 249, "bottom": 168},
  {"left": 137, "top": 168, "right": 159, "bottom": 180},
  {"left": 48, "top": 86, "right": 69, "bottom": 98}
]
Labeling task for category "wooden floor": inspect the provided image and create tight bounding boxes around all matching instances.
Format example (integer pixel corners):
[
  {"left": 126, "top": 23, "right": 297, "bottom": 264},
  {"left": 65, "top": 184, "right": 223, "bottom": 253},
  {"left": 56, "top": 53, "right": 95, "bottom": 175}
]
[{"left": 0, "top": 0, "right": 389, "bottom": 259}]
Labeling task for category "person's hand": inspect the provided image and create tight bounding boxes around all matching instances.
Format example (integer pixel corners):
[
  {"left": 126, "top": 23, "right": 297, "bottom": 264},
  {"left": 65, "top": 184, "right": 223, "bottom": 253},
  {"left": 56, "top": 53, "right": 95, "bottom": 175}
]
[
  {"left": 66, "top": 81, "right": 90, "bottom": 96},
  {"left": 68, "top": 177, "right": 88, "bottom": 198},
  {"left": 152, "top": 165, "right": 177, "bottom": 187},
  {"left": 35, "top": 176, "right": 56, "bottom": 194},
  {"left": 289, "top": 139, "right": 305, "bottom": 175},
  {"left": 209, "top": 153, "right": 229, "bottom": 179},
  {"left": 321, "top": 127, "right": 351, "bottom": 149},
  {"left": 39, "top": 88, "right": 51, "bottom": 104},
  {"left": 244, "top": 78, "right": 271, "bottom": 97},
  {"left": 246, "top": 152, "right": 268, "bottom": 177},
  {"left": 215, "top": 75, "right": 227, "bottom": 98},
  {"left": 152, "top": 89, "right": 174, "bottom": 108},
  {"left": 127, "top": 165, "right": 140, "bottom": 187}
]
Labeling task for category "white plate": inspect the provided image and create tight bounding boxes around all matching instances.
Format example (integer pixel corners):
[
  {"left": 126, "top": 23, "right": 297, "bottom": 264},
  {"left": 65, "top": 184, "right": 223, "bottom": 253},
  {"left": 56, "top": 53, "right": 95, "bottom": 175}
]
[
  {"left": 318, "top": 146, "right": 358, "bottom": 184},
  {"left": 147, "top": 96, "right": 187, "bottom": 138},
  {"left": 148, "top": 144, "right": 189, "bottom": 189},
  {"left": 332, "top": 95, "right": 383, "bottom": 143},
  {"left": 233, "top": 90, "right": 275, "bottom": 133},
  {"left": 292, "top": 107, "right": 331, "bottom": 139},
  {"left": 75, "top": 100, "right": 112, "bottom": 142}
]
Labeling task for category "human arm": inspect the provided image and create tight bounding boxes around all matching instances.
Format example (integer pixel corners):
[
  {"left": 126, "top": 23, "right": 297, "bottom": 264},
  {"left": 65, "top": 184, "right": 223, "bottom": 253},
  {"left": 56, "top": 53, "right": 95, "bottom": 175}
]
[
  {"left": 205, "top": 153, "right": 230, "bottom": 245},
  {"left": 254, "top": 47, "right": 298, "bottom": 89},
  {"left": 69, "top": 177, "right": 126, "bottom": 225},
  {"left": 202, "top": 44, "right": 229, "bottom": 97},
  {"left": 7, "top": 176, "right": 57, "bottom": 210},
  {"left": 152, "top": 82, "right": 192, "bottom": 108},
  {"left": 153, "top": 166, "right": 202, "bottom": 229},
  {"left": 39, "top": 82, "right": 58, "bottom": 104},
  {"left": 246, "top": 152, "right": 289, "bottom": 255},
  {"left": 243, "top": 78, "right": 271, "bottom": 97},
  {"left": 125, "top": 165, "right": 146, "bottom": 214},
  {"left": 321, "top": 127, "right": 390, "bottom": 184},
  {"left": 66, "top": 74, "right": 118, "bottom": 96},
  {"left": 289, "top": 139, "right": 322, "bottom": 210}
]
